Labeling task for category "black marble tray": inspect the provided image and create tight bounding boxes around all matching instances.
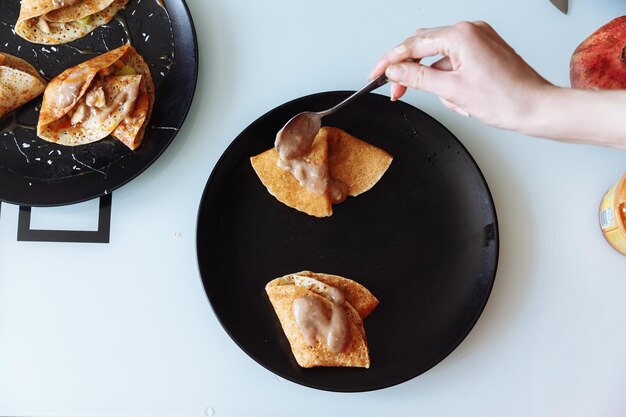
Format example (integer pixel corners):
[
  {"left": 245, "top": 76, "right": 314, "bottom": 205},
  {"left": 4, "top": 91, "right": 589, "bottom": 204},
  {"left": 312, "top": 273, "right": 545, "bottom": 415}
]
[{"left": 0, "top": 0, "right": 198, "bottom": 206}]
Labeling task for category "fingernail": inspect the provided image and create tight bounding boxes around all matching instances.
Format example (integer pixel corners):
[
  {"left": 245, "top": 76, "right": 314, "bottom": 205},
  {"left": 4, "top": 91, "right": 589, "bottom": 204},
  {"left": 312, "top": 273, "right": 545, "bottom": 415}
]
[
  {"left": 385, "top": 64, "right": 406, "bottom": 81},
  {"left": 393, "top": 44, "right": 406, "bottom": 54}
]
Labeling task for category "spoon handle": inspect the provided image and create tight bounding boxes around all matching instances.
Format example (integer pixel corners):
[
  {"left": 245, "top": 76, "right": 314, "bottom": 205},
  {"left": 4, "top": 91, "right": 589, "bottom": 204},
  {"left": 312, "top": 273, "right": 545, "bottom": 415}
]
[{"left": 317, "top": 73, "right": 388, "bottom": 118}]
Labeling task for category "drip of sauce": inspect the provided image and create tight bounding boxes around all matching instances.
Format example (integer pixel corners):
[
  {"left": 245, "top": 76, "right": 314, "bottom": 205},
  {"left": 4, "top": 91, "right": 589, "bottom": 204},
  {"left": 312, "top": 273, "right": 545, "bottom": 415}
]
[
  {"left": 292, "top": 286, "right": 349, "bottom": 353},
  {"left": 275, "top": 116, "right": 348, "bottom": 204},
  {"left": 328, "top": 179, "right": 349, "bottom": 204},
  {"left": 277, "top": 157, "right": 348, "bottom": 203},
  {"left": 277, "top": 157, "right": 327, "bottom": 194}
]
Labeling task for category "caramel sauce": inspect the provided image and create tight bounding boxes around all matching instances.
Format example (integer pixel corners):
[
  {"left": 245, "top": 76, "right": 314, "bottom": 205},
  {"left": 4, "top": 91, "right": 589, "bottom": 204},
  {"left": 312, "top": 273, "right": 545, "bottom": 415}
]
[
  {"left": 275, "top": 119, "right": 348, "bottom": 204},
  {"left": 56, "top": 67, "right": 91, "bottom": 108},
  {"left": 292, "top": 286, "right": 348, "bottom": 353}
]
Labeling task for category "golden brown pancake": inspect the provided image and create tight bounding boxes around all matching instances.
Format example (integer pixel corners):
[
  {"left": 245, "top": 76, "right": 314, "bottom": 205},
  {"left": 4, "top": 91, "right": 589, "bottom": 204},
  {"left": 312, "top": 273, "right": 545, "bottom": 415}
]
[
  {"left": 250, "top": 126, "right": 392, "bottom": 217},
  {"left": 37, "top": 44, "right": 155, "bottom": 150},
  {"left": 250, "top": 133, "right": 333, "bottom": 217},
  {"left": 45, "top": 0, "right": 114, "bottom": 22},
  {"left": 16, "top": 0, "right": 129, "bottom": 45},
  {"left": 266, "top": 272, "right": 375, "bottom": 368},
  {"left": 0, "top": 53, "right": 47, "bottom": 118},
  {"left": 326, "top": 127, "right": 393, "bottom": 197}
]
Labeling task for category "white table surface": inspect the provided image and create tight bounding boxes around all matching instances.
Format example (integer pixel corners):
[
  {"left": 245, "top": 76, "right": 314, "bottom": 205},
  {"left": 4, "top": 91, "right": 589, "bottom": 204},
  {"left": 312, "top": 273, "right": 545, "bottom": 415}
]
[{"left": 2, "top": 0, "right": 626, "bottom": 416}]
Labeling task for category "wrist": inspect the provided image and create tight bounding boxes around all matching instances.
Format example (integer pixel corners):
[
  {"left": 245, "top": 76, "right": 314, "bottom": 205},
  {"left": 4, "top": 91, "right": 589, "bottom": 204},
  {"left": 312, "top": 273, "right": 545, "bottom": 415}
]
[
  {"left": 514, "top": 85, "right": 626, "bottom": 148},
  {"left": 512, "top": 83, "right": 562, "bottom": 137}
]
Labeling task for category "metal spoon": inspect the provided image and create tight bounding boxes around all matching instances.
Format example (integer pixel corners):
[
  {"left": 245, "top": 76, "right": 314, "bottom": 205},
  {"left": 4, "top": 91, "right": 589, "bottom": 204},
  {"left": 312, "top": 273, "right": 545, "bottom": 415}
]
[{"left": 274, "top": 73, "right": 388, "bottom": 159}]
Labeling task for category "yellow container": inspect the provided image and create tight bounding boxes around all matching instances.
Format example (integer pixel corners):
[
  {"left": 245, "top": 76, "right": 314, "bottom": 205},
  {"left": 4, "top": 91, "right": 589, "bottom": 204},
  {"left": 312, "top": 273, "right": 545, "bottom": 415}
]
[{"left": 599, "top": 172, "right": 626, "bottom": 256}]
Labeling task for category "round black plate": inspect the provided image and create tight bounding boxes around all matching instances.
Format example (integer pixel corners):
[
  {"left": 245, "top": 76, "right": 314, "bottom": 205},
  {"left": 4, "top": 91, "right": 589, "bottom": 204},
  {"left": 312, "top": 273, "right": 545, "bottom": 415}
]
[
  {"left": 196, "top": 92, "right": 499, "bottom": 392},
  {"left": 0, "top": 0, "right": 197, "bottom": 206}
]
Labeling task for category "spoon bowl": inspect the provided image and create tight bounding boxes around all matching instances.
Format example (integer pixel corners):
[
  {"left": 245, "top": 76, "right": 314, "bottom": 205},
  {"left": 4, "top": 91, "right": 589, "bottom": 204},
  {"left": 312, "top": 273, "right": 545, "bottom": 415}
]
[
  {"left": 274, "top": 74, "right": 388, "bottom": 158},
  {"left": 274, "top": 112, "right": 322, "bottom": 159}
]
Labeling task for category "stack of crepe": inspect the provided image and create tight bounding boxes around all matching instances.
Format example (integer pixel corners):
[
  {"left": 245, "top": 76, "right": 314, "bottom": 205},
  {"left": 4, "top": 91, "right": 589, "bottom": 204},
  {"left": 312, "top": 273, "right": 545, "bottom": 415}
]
[
  {"left": 0, "top": 53, "right": 47, "bottom": 118},
  {"left": 251, "top": 126, "right": 393, "bottom": 217},
  {"left": 266, "top": 271, "right": 379, "bottom": 368},
  {"left": 37, "top": 43, "right": 154, "bottom": 149},
  {"left": 16, "top": 0, "right": 129, "bottom": 45}
]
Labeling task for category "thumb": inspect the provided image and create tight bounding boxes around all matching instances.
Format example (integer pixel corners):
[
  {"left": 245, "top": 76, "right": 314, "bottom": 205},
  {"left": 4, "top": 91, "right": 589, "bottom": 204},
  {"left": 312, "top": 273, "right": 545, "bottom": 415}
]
[{"left": 385, "top": 62, "right": 454, "bottom": 97}]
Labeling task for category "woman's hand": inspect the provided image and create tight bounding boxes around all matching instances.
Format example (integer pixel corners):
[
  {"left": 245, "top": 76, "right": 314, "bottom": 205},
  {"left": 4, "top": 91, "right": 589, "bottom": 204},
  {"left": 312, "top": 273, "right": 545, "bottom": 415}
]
[
  {"left": 369, "top": 21, "right": 552, "bottom": 132},
  {"left": 370, "top": 21, "right": 626, "bottom": 149}
]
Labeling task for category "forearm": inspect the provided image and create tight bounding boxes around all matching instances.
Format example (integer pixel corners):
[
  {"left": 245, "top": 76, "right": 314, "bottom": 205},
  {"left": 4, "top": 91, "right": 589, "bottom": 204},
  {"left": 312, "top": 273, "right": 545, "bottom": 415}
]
[{"left": 522, "top": 86, "right": 626, "bottom": 149}]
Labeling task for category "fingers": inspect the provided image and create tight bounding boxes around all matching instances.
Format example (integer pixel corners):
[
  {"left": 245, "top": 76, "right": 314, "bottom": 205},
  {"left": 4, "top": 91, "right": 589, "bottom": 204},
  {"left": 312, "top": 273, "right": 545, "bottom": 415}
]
[
  {"left": 431, "top": 56, "right": 453, "bottom": 71},
  {"left": 368, "top": 26, "right": 453, "bottom": 80},
  {"left": 369, "top": 21, "right": 497, "bottom": 79},
  {"left": 368, "top": 21, "right": 500, "bottom": 103},
  {"left": 368, "top": 45, "right": 407, "bottom": 80},
  {"left": 390, "top": 83, "right": 407, "bottom": 101},
  {"left": 471, "top": 20, "right": 497, "bottom": 36},
  {"left": 471, "top": 20, "right": 514, "bottom": 52},
  {"left": 385, "top": 57, "right": 451, "bottom": 101},
  {"left": 384, "top": 61, "right": 456, "bottom": 97}
]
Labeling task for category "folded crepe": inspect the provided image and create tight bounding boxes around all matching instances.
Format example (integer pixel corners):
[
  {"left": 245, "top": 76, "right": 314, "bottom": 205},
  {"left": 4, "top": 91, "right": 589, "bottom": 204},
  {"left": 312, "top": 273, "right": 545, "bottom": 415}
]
[
  {"left": 251, "top": 131, "right": 333, "bottom": 217},
  {"left": 267, "top": 271, "right": 379, "bottom": 319},
  {"left": 326, "top": 127, "right": 394, "bottom": 197},
  {"left": 16, "top": 0, "right": 129, "bottom": 45},
  {"left": 250, "top": 126, "right": 393, "bottom": 217},
  {"left": 37, "top": 44, "right": 155, "bottom": 149},
  {"left": 265, "top": 271, "right": 379, "bottom": 368},
  {"left": 0, "top": 53, "right": 47, "bottom": 118}
]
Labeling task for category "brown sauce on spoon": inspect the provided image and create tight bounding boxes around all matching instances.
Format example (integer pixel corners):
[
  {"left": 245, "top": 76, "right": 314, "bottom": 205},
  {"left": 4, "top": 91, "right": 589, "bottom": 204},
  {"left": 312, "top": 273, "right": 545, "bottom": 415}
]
[{"left": 275, "top": 116, "right": 348, "bottom": 204}]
